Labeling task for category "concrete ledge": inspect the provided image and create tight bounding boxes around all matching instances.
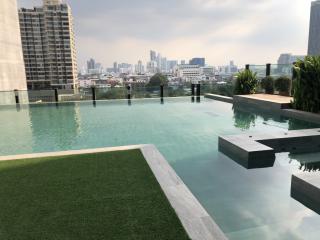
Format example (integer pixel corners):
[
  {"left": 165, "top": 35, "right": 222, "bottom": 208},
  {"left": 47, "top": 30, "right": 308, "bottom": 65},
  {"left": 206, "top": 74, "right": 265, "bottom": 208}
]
[
  {"left": 219, "top": 135, "right": 275, "bottom": 169},
  {"left": 282, "top": 109, "right": 320, "bottom": 124},
  {"left": 219, "top": 128, "right": 320, "bottom": 169},
  {"left": 291, "top": 172, "right": 320, "bottom": 215},
  {"left": 0, "top": 145, "right": 227, "bottom": 240},
  {"left": 233, "top": 95, "right": 291, "bottom": 111},
  {"left": 204, "top": 94, "right": 233, "bottom": 104}
]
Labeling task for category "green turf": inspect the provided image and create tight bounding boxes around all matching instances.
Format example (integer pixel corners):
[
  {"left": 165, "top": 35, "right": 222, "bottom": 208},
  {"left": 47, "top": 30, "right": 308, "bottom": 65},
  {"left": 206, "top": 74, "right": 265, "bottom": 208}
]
[{"left": 0, "top": 150, "right": 190, "bottom": 240}]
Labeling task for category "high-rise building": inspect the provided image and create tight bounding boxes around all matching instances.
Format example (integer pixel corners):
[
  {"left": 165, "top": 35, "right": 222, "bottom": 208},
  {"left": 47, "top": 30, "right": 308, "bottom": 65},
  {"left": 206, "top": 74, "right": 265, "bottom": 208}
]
[
  {"left": 87, "top": 58, "right": 96, "bottom": 72},
  {"left": 278, "top": 53, "right": 305, "bottom": 65},
  {"left": 150, "top": 50, "right": 156, "bottom": 61},
  {"left": 167, "top": 60, "right": 178, "bottom": 72},
  {"left": 19, "top": 0, "right": 78, "bottom": 90},
  {"left": 189, "top": 58, "right": 205, "bottom": 67},
  {"left": 308, "top": 0, "right": 320, "bottom": 56},
  {"left": 0, "top": 0, "right": 28, "bottom": 104},
  {"left": 135, "top": 60, "right": 144, "bottom": 74},
  {"left": 113, "top": 62, "right": 118, "bottom": 73}
]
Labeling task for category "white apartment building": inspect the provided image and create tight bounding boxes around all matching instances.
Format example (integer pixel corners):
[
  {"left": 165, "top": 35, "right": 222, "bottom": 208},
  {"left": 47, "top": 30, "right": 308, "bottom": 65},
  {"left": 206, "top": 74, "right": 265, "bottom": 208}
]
[{"left": 175, "top": 65, "right": 201, "bottom": 81}]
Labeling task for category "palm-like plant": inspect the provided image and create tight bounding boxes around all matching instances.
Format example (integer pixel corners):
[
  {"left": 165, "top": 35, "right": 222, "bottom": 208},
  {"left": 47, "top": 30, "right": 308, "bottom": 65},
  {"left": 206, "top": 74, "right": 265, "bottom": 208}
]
[
  {"left": 293, "top": 56, "right": 320, "bottom": 113},
  {"left": 234, "top": 70, "right": 258, "bottom": 95}
]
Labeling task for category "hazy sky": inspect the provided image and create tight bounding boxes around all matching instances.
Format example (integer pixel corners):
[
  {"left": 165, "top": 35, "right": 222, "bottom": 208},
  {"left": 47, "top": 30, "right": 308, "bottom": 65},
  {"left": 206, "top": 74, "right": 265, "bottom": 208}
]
[{"left": 18, "top": 0, "right": 313, "bottom": 69}]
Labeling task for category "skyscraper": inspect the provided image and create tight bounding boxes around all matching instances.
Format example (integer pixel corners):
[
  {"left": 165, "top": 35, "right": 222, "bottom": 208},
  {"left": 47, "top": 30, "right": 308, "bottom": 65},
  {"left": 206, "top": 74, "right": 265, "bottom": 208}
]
[
  {"left": 189, "top": 58, "right": 205, "bottom": 67},
  {"left": 0, "top": 0, "right": 27, "bottom": 104},
  {"left": 87, "top": 58, "right": 96, "bottom": 72},
  {"left": 308, "top": 0, "right": 320, "bottom": 56},
  {"left": 113, "top": 62, "right": 118, "bottom": 73},
  {"left": 150, "top": 50, "right": 156, "bottom": 61},
  {"left": 19, "top": 0, "right": 78, "bottom": 90}
]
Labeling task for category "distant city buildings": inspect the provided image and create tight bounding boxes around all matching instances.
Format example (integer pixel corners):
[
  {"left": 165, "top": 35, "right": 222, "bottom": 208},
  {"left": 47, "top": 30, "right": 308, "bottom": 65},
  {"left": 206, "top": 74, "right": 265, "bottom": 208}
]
[
  {"left": 277, "top": 53, "right": 305, "bottom": 65},
  {"left": 189, "top": 58, "right": 205, "bottom": 67},
  {"left": 0, "top": 0, "right": 28, "bottom": 104},
  {"left": 146, "top": 50, "right": 177, "bottom": 74},
  {"left": 19, "top": 0, "right": 78, "bottom": 90},
  {"left": 135, "top": 60, "right": 144, "bottom": 74},
  {"left": 86, "top": 58, "right": 103, "bottom": 74},
  {"left": 308, "top": 0, "right": 320, "bottom": 56},
  {"left": 175, "top": 65, "right": 201, "bottom": 81}
]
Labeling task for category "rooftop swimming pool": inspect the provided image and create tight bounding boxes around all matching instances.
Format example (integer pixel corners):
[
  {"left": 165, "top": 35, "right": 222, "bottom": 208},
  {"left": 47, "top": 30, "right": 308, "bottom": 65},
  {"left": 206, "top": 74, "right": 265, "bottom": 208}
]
[{"left": 1, "top": 97, "right": 320, "bottom": 239}]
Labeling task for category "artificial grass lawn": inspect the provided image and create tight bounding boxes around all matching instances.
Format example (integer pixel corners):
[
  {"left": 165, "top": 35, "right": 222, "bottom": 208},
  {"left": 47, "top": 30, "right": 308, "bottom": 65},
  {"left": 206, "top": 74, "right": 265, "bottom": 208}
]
[{"left": 0, "top": 150, "right": 190, "bottom": 240}]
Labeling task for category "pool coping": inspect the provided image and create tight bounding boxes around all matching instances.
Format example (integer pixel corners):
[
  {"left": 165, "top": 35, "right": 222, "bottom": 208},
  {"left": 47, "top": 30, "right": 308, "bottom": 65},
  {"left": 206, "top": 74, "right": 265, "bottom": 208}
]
[
  {"left": 0, "top": 144, "right": 227, "bottom": 240},
  {"left": 219, "top": 128, "right": 320, "bottom": 169}
]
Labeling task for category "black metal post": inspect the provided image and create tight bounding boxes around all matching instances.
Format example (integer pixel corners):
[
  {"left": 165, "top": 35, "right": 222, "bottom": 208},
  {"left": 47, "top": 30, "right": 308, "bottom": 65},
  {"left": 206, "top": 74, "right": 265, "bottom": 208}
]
[
  {"left": 91, "top": 86, "right": 96, "bottom": 101},
  {"left": 245, "top": 64, "right": 250, "bottom": 70},
  {"left": 14, "top": 90, "right": 19, "bottom": 104},
  {"left": 54, "top": 88, "right": 59, "bottom": 102},
  {"left": 196, "top": 84, "right": 201, "bottom": 97},
  {"left": 191, "top": 84, "right": 195, "bottom": 96},
  {"left": 160, "top": 85, "right": 164, "bottom": 99},
  {"left": 196, "top": 83, "right": 201, "bottom": 103},
  {"left": 127, "top": 85, "right": 131, "bottom": 100},
  {"left": 266, "top": 63, "right": 271, "bottom": 77}
]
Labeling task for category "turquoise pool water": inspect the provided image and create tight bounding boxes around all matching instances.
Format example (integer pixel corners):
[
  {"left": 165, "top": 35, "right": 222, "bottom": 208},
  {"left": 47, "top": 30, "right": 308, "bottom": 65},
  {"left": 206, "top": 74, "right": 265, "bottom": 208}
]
[{"left": 1, "top": 97, "right": 320, "bottom": 239}]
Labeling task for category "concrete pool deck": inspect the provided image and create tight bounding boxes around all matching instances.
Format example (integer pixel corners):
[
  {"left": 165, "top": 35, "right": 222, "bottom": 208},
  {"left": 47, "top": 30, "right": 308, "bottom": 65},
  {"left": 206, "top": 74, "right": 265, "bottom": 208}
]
[
  {"left": 233, "top": 94, "right": 292, "bottom": 110},
  {"left": 0, "top": 145, "right": 227, "bottom": 240}
]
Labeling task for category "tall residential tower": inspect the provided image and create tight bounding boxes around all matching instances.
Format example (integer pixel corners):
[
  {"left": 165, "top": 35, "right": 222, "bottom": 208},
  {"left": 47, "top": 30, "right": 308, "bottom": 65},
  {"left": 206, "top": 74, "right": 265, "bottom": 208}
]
[
  {"left": 0, "top": 0, "right": 27, "bottom": 104},
  {"left": 308, "top": 0, "right": 320, "bottom": 56},
  {"left": 19, "top": 0, "right": 78, "bottom": 90}
]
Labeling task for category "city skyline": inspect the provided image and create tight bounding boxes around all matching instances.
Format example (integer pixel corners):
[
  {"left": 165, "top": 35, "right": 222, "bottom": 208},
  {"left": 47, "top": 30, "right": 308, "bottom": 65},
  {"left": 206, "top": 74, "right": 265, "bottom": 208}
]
[{"left": 18, "top": 0, "right": 313, "bottom": 69}]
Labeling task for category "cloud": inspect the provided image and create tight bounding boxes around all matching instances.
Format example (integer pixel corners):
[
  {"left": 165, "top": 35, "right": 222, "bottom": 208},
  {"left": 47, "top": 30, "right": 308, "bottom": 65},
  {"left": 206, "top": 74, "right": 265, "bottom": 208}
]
[{"left": 17, "top": 0, "right": 313, "bottom": 68}]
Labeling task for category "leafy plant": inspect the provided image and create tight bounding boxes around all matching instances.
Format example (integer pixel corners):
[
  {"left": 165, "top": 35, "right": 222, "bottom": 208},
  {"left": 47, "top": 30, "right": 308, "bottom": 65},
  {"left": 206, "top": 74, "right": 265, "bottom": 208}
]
[
  {"left": 292, "top": 56, "right": 320, "bottom": 113},
  {"left": 147, "top": 73, "right": 168, "bottom": 87},
  {"left": 234, "top": 70, "right": 258, "bottom": 95},
  {"left": 275, "top": 76, "right": 291, "bottom": 96},
  {"left": 261, "top": 76, "right": 274, "bottom": 94}
]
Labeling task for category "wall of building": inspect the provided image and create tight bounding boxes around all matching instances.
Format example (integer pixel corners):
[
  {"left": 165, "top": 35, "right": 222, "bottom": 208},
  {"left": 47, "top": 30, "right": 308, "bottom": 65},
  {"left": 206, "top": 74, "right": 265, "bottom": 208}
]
[
  {"left": 308, "top": 0, "right": 320, "bottom": 56},
  {"left": 0, "top": 0, "right": 27, "bottom": 94}
]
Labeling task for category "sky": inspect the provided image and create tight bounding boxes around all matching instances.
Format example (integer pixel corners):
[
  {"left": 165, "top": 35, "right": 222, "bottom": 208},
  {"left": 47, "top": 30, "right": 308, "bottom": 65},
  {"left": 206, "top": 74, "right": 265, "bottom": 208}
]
[{"left": 18, "top": 0, "right": 314, "bottom": 69}]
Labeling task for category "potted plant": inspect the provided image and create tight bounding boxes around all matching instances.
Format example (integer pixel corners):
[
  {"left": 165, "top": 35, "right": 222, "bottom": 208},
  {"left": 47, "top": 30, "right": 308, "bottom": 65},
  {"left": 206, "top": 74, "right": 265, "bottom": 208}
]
[
  {"left": 234, "top": 70, "right": 258, "bottom": 95},
  {"left": 261, "top": 76, "right": 274, "bottom": 94},
  {"left": 275, "top": 76, "right": 291, "bottom": 96}
]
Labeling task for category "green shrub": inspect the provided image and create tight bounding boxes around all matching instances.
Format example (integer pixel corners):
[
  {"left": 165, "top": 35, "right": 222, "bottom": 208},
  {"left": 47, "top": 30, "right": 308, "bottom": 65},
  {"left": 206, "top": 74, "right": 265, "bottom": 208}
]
[
  {"left": 293, "top": 56, "right": 320, "bottom": 113},
  {"left": 234, "top": 70, "right": 258, "bottom": 95},
  {"left": 275, "top": 76, "right": 291, "bottom": 96},
  {"left": 147, "top": 73, "right": 168, "bottom": 87},
  {"left": 261, "top": 76, "right": 274, "bottom": 94}
]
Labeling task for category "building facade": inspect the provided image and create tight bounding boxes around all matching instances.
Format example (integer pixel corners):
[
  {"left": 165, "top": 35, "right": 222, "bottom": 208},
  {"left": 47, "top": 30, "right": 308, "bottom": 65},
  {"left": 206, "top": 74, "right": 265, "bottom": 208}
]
[
  {"left": 189, "top": 58, "right": 205, "bottom": 67},
  {"left": 175, "top": 65, "right": 201, "bottom": 82},
  {"left": 278, "top": 53, "right": 305, "bottom": 65},
  {"left": 19, "top": 0, "right": 78, "bottom": 90},
  {"left": 308, "top": 0, "right": 320, "bottom": 56},
  {"left": 0, "top": 0, "right": 28, "bottom": 104}
]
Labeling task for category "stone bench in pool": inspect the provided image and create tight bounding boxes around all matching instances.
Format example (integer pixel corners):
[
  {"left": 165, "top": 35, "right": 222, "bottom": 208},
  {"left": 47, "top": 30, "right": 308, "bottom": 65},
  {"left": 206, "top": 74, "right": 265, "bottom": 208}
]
[{"left": 219, "top": 128, "right": 320, "bottom": 169}]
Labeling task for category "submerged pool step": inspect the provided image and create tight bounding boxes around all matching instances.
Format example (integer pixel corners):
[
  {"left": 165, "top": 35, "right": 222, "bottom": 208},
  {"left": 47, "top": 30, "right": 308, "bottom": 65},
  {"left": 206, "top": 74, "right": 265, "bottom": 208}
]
[
  {"left": 291, "top": 172, "right": 320, "bottom": 215},
  {"left": 218, "top": 128, "right": 320, "bottom": 169}
]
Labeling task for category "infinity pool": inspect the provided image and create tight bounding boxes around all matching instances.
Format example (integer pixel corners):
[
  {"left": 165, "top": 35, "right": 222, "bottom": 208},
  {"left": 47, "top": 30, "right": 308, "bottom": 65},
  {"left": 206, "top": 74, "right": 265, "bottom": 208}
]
[{"left": 1, "top": 97, "right": 320, "bottom": 239}]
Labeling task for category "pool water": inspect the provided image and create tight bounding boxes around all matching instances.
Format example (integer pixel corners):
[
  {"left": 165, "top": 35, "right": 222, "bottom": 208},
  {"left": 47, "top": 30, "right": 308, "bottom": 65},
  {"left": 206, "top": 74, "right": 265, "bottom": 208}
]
[{"left": 1, "top": 97, "right": 320, "bottom": 239}]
